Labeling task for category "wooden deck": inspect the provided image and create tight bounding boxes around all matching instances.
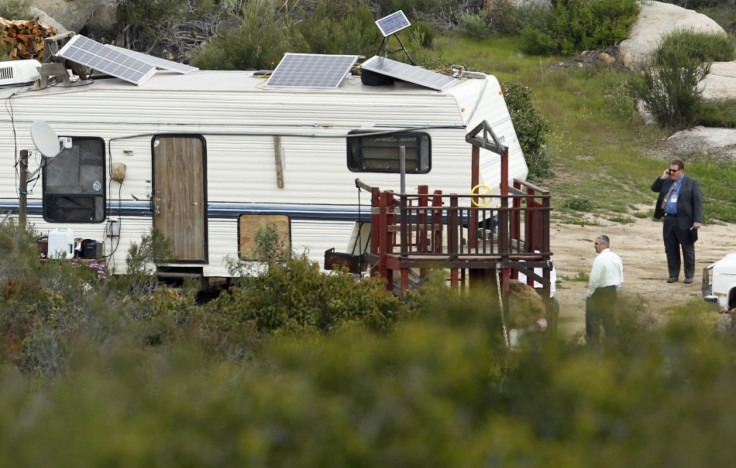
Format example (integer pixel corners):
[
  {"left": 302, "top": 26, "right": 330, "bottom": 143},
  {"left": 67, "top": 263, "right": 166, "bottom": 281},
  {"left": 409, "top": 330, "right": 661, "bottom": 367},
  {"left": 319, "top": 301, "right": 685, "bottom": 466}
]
[{"left": 358, "top": 179, "right": 554, "bottom": 297}]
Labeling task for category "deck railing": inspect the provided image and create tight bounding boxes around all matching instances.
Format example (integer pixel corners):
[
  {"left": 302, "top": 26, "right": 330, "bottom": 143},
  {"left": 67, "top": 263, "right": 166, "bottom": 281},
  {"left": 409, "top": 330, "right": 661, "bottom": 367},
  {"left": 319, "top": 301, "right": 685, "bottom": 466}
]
[{"left": 368, "top": 180, "right": 551, "bottom": 265}]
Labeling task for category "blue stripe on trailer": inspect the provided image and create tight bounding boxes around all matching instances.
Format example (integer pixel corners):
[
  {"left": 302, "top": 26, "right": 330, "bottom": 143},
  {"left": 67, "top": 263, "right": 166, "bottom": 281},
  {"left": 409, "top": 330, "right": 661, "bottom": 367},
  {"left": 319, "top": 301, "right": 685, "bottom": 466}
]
[{"left": 0, "top": 199, "right": 374, "bottom": 222}]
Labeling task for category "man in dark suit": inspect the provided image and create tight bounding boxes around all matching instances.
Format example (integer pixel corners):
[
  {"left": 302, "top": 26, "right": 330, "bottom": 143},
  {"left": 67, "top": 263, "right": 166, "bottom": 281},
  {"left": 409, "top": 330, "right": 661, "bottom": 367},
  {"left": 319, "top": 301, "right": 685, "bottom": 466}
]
[{"left": 651, "top": 159, "right": 702, "bottom": 284}]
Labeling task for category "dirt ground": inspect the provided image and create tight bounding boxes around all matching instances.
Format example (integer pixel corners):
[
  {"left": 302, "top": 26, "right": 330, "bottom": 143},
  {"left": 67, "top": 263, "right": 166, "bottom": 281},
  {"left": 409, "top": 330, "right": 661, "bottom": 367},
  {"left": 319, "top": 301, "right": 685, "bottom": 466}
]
[{"left": 550, "top": 208, "right": 736, "bottom": 337}]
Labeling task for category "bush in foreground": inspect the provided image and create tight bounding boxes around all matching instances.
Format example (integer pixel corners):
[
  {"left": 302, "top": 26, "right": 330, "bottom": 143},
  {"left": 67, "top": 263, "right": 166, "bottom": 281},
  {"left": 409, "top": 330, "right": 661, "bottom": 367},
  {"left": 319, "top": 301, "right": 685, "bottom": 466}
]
[
  {"left": 210, "top": 255, "right": 408, "bottom": 333},
  {"left": 3, "top": 287, "right": 736, "bottom": 465}
]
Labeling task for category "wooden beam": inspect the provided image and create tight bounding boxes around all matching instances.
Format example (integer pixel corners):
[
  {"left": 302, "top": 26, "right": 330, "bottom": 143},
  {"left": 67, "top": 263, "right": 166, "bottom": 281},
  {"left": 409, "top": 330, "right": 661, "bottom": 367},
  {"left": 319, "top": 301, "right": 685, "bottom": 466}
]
[{"left": 273, "top": 136, "right": 284, "bottom": 188}]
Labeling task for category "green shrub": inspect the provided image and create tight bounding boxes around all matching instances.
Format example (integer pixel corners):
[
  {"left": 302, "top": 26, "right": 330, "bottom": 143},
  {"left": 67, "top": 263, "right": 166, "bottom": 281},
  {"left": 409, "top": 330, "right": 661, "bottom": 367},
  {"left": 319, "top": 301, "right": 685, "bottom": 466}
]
[
  {"left": 0, "top": 0, "right": 31, "bottom": 19},
  {"left": 191, "top": 0, "right": 302, "bottom": 70},
  {"left": 697, "top": 99, "right": 736, "bottom": 128},
  {"left": 562, "top": 196, "right": 593, "bottom": 211},
  {"left": 502, "top": 82, "right": 553, "bottom": 179},
  {"left": 654, "top": 29, "right": 735, "bottom": 63},
  {"left": 407, "top": 20, "right": 436, "bottom": 49},
  {"left": 211, "top": 255, "right": 407, "bottom": 334},
  {"left": 5, "top": 301, "right": 736, "bottom": 465},
  {"left": 629, "top": 62, "right": 709, "bottom": 129},
  {"left": 460, "top": 13, "right": 491, "bottom": 40},
  {"left": 105, "top": 229, "right": 174, "bottom": 297},
  {"left": 294, "top": 0, "right": 382, "bottom": 56},
  {"left": 482, "top": 0, "right": 526, "bottom": 35},
  {"left": 520, "top": 0, "right": 640, "bottom": 56},
  {"left": 372, "top": 0, "right": 469, "bottom": 28},
  {"left": 628, "top": 30, "right": 722, "bottom": 129},
  {"left": 0, "top": 221, "right": 41, "bottom": 282}
]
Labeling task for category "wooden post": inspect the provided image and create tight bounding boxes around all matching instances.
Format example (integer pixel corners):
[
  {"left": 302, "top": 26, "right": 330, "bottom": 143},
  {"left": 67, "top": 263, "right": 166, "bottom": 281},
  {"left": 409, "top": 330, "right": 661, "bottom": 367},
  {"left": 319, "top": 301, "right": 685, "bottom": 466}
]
[
  {"left": 400, "top": 193, "right": 408, "bottom": 258},
  {"left": 417, "top": 185, "right": 428, "bottom": 253},
  {"left": 18, "top": 150, "right": 28, "bottom": 227},
  {"left": 469, "top": 144, "right": 480, "bottom": 250},
  {"left": 432, "top": 190, "right": 443, "bottom": 253},
  {"left": 273, "top": 136, "right": 284, "bottom": 188}
]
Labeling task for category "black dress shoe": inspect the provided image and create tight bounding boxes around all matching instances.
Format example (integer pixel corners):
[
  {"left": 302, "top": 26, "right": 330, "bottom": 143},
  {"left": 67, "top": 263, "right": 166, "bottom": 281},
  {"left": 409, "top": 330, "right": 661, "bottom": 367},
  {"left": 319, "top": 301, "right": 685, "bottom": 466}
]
[
  {"left": 667, "top": 277, "right": 678, "bottom": 283},
  {"left": 684, "top": 277, "right": 694, "bottom": 284}
]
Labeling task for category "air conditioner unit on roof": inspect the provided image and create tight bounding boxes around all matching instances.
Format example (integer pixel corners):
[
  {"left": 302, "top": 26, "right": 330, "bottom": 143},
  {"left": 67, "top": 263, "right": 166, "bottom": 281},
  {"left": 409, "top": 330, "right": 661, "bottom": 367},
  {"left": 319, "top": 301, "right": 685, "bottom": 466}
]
[{"left": 0, "top": 59, "right": 41, "bottom": 86}]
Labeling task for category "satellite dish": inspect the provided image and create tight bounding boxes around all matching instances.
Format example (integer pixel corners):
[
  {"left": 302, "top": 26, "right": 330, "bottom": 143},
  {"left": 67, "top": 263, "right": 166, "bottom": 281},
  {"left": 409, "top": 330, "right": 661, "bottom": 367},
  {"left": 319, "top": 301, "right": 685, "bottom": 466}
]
[{"left": 30, "top": 120, "right": 62, "bottom": 158}]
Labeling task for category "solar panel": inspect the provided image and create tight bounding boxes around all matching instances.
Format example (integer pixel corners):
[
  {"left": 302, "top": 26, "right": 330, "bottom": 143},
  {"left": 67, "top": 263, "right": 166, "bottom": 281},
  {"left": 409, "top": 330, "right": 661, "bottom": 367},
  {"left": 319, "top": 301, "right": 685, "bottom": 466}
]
[
  {"left": 266, "top": 53, "right": 358, "bottom": 89},
  {"left": 375, "top": 10, "right": 411, "bottom": 37},
  {"left": 106, "top": 44, "right": 199, "bottom": 74},
  {"left": 57, "top": 35, "right": 157, "bottom": 85},
  {"left": 361, "top": 56, "right": 455, "bottom": 91}
]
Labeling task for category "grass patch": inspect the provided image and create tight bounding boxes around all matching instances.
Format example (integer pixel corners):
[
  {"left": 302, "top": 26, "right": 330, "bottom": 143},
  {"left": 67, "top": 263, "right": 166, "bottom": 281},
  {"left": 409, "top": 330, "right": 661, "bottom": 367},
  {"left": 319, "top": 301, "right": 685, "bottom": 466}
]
[
  {"left": 606, "top": 215, "right": 635, "bottom": 224},
  {"left": 562, "top": 270, "right": 589, "bottom": 282},
  {"left": 561, "top": 196, "right": 593, "bottom": 212},
  {"left": 557, "top": 214, "right": 602, "bottom": 226}
]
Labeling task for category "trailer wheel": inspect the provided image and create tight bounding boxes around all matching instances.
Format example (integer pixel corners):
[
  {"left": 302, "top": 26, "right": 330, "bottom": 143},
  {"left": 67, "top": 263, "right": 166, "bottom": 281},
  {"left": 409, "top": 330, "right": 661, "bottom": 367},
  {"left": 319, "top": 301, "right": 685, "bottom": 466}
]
[{"left": 471, "top": 184, "right": 493, "bottom": 207}]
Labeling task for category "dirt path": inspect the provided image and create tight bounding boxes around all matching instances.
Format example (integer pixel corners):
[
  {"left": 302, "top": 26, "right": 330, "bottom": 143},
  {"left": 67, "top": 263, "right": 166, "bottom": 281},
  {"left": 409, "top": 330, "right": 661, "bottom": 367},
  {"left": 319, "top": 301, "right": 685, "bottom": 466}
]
[{"left": 550, "top": 210, "right": 736, "bottom": 337}]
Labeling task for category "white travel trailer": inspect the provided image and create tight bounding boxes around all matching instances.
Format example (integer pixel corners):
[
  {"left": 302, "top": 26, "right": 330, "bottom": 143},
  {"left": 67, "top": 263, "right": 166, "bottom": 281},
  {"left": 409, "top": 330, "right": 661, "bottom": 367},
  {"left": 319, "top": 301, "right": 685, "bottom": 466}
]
[{"left": 0, "top": 39, "right": 527, "bottom": 280}]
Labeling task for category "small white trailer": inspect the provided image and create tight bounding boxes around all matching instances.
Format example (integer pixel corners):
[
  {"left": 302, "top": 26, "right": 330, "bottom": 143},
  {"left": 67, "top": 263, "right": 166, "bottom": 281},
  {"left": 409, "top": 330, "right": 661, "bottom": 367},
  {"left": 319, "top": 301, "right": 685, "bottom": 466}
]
[
  {"left": 0, "top": 39, "right": 527, "bottom": 280},
  {"left": 703, "top": 253, "right": 736, "bottom": 313}
]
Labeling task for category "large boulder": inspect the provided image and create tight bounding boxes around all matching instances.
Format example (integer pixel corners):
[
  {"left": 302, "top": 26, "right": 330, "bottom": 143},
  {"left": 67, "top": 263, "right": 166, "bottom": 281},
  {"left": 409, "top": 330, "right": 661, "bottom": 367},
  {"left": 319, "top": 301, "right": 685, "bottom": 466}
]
[
  {"left": 700, "top": 62, "right": 736, "bottom": 101},
  {"left": 30, "top": 0, "right": 117, "bottom": 34},
  {"left": 29, "top": 7, "right": 67, "bottom": 33},
  {"left": 619, "top": 1, "right": 726, "bottom": 70},
  {"left": 664, "top": 126, "right": 736, "bottom": 160}
]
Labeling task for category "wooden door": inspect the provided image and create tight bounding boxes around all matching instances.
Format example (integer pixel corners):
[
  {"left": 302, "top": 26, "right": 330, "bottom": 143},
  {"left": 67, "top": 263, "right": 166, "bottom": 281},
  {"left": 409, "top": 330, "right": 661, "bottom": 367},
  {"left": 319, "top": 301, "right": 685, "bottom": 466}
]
[{"left": 152, "top": 136, "right": 206, "bottom": 262}]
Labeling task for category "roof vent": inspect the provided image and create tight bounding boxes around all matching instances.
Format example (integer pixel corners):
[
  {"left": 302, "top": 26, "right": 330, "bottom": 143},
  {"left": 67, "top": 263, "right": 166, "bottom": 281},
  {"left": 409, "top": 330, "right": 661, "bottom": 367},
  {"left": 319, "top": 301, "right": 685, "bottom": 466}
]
[{"left": 0, "top": 59, "right": 41, "bottom": 86}]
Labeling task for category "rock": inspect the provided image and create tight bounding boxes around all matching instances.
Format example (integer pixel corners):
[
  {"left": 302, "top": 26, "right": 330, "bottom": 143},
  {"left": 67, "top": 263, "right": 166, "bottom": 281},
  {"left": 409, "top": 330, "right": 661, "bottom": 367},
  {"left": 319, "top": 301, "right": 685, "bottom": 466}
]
[
  {"left": 635, "top": 100, "right": 657, "bottom": 125},
  {"left": 700, "top": 62, "right": 736, "bottom": 101},
  {"left": 597, "top": 52, "right": 616, "bottom": 65},
  {"left": 30, "top": 0, "right": 117, "bottom": 33},
  {"left": 82, "top": 2, "right": 118, "bottom": 36},
  {"left": 619, "top": 1, "right": 726, "bottom": 70},
  {"left": 664, "top": 126, "right": 736, "bottom": 160},
  {"left": 505, "top": 0, "right": 550, "bottom": 6},
  {"left": 29, "top": 7, "right": 67, "bottom": 33}
]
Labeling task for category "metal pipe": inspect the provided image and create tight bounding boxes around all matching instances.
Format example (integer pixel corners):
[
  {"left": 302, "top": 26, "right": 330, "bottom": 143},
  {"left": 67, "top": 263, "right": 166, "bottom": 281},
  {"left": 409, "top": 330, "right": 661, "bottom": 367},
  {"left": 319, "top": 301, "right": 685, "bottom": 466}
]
[{"left": 399, "top": 145, "right": 406, "bottom": 195}]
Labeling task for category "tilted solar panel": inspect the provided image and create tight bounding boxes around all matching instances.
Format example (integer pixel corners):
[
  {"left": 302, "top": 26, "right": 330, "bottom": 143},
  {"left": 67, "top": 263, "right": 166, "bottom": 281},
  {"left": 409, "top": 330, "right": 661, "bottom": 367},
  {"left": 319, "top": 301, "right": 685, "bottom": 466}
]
[
  {"left": 361, "top": 56, "right": 455, "bottom": 91},
  {"left": 375, "top": 11, "right": 411, "bottom": 37},
  {"left": 57, "top": 35, "right": 157, "bottom": 85},
  {"left": 106, "top": 45, "right": 199, "bottom": 74}
]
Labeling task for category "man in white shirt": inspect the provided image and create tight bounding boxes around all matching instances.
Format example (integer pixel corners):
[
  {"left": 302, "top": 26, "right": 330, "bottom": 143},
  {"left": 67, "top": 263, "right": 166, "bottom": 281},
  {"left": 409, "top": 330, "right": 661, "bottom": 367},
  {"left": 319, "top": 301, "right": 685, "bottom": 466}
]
[{"left": 586, "top": 235, "right": 624, "bottom": 343}]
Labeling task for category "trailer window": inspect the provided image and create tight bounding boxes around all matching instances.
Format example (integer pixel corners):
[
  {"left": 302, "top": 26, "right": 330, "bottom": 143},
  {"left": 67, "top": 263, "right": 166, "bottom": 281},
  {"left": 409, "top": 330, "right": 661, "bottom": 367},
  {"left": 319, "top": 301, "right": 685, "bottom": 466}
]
[
  {"left": 238, "top": 214, "right": 291, "bottom": 261},
  {"left": 347, "top": 131, "right": 430, "bottom": 173},
  {"left": 43, "top": 137, "right": 105, "bottom": 223}
]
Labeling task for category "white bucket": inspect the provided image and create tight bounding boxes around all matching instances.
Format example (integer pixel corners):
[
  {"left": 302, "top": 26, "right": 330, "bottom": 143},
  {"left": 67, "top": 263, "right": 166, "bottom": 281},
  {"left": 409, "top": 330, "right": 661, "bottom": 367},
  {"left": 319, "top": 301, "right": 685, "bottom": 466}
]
[{"left": 48, "top": 228, "right": 75, "bottom": 259}]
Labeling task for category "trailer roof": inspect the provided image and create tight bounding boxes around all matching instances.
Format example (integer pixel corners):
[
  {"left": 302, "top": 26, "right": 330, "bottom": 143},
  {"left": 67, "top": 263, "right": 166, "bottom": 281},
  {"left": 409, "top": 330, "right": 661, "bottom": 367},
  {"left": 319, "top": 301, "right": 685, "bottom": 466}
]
[{"left": 0, "top": 66, "right": 486, "bottom": 100}]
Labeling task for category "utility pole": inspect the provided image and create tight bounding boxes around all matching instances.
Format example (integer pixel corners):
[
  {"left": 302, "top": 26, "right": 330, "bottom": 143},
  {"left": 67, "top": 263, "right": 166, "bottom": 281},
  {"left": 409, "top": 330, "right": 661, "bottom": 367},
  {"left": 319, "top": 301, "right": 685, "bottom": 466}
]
[{"left": 18, "top": 149, "right": 28, "bottom": 228}]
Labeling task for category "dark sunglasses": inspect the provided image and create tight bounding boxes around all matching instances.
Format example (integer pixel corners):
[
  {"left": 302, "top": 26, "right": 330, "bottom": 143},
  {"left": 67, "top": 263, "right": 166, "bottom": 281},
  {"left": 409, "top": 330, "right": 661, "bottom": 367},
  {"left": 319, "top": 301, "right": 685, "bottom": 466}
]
[{"left": 668, "top": 168, "right": 680, "bottom": 174}]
